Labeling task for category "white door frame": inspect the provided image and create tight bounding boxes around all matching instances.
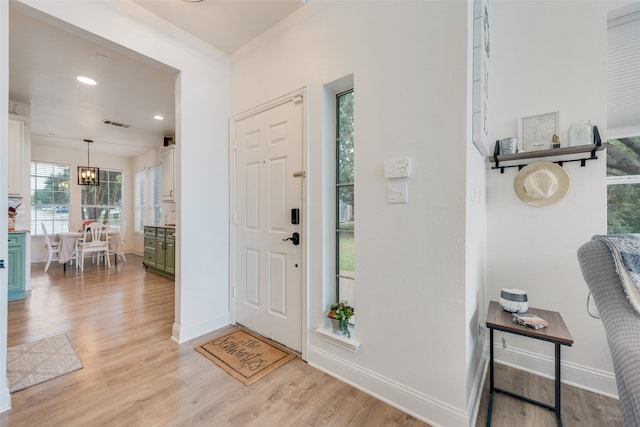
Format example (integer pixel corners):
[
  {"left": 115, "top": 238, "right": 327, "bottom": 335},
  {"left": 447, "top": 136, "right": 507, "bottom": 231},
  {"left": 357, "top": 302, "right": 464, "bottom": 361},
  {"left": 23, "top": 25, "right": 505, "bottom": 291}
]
[{"left": 229, "top": 87, "right": 308, "bottom": 360}]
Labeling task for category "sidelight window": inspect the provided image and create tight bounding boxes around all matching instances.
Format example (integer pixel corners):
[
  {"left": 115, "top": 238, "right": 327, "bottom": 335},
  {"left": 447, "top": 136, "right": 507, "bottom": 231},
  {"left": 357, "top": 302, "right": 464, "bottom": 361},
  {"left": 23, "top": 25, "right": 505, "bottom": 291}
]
[{"left": 336, "top": 89, "right": 355, "bottom": 308}]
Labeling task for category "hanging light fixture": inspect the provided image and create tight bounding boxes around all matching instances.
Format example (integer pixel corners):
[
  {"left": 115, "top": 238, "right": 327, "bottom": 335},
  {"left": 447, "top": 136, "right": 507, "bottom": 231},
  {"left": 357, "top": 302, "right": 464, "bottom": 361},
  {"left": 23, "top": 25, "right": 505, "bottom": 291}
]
[{"left": 78, "top": 139, "right": 100, "bottom": 186}]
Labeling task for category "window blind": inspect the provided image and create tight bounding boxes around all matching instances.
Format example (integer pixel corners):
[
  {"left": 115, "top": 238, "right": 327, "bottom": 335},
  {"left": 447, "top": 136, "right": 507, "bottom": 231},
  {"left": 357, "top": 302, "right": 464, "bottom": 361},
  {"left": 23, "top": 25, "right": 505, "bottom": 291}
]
[
  {"left": 608, "top": 10, "right": 640, "bottom": 137},
  {"left": 135, "top": 170, "right": 145, "bottom": 233}
]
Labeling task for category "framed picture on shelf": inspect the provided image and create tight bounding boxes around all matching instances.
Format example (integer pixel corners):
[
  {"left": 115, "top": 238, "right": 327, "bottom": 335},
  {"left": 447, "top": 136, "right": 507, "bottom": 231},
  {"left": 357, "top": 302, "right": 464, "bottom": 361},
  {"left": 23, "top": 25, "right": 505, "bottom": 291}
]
[{"left": 519, "top": 111, "right": 559, "bottom": 152}]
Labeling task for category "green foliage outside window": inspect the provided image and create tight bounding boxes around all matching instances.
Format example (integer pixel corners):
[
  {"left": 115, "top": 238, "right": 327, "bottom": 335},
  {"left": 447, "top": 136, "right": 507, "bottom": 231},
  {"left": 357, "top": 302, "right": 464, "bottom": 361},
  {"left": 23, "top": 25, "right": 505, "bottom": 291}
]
[
  {"left": 336, "top": 90, "right": 355, "bottom": 309},
  {"left": 81, "top": 169, "right": 123, "bottom": 225},
  {"left": 607, "top": 137, "right": 640, "bottom": 233},
  {"left": 31, "top": 162, "right": 71, "bottom": 234}
]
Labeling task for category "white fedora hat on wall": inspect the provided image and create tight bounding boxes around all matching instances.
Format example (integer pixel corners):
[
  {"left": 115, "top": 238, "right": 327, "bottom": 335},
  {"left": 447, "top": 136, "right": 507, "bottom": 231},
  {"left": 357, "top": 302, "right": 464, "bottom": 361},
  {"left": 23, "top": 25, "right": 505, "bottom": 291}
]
[{"left": 513, "top": 162, "right": 570, "bottom": 207}]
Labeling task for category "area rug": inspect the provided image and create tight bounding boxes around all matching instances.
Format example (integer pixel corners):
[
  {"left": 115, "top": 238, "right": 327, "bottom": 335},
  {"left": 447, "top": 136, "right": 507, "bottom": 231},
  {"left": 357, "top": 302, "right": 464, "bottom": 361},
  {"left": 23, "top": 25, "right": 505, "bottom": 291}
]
[
  {"left": 195, "top": 327, "right": 296, "bottom": 385},
  {"left": 7, "top": 334, "right": 83, "bottom": 393}
]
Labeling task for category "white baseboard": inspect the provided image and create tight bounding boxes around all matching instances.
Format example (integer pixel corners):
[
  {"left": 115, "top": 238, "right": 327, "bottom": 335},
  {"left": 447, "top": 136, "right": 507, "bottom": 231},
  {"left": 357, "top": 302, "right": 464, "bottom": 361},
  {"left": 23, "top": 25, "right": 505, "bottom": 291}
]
[
  {"left": 492, "top": 343, "right": 619, "bottom": 399},
  {"left": 307, "top": 345, "right": 471, "bottom": 427},
  {"left": 171, "top": 313, "right": 229, "bottom": 344},
  {"left": 0, "top": 379, "right": 11, "bottom": 413},
  {"left": 467, "top": 340, "right": 489, "bottom": 426}
]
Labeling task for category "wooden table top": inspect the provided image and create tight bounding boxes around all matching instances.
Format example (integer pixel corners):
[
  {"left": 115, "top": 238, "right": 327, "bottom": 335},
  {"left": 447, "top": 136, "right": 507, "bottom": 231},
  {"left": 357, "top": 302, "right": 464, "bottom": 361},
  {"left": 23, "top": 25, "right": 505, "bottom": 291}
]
[{"left": 486, "top": 301, "right": 574, "bottom": 346}]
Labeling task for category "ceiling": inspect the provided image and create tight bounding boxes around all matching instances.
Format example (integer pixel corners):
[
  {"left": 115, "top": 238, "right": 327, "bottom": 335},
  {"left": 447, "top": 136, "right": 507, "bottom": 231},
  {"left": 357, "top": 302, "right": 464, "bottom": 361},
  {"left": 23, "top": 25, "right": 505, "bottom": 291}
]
[{"left": 8, "top": 0, "right": 306, "bottom": 158}]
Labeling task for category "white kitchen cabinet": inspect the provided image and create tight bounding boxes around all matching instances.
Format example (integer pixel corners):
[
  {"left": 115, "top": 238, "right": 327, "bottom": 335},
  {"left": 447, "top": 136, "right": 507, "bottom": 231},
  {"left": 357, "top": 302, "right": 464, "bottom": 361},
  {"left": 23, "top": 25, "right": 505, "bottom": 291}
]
[
  {"left": 161, "top": 146, "right": 175, "bottom": 202},
  {"left": 8, "top": 115, "right": 27, "bottom": 197}
]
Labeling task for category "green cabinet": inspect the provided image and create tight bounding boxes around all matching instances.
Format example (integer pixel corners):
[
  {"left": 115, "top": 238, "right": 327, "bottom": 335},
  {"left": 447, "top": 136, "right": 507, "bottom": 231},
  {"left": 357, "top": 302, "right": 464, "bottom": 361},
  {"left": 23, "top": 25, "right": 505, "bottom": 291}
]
[
  {"left": 143, "top": 227, "right": 156, "bottom": 268},
  {"left": 143, "top": 226, "right": 175, "bottom": 278},
  {"left": 8, "top": 232, "right": 26, "bottom": 301}
]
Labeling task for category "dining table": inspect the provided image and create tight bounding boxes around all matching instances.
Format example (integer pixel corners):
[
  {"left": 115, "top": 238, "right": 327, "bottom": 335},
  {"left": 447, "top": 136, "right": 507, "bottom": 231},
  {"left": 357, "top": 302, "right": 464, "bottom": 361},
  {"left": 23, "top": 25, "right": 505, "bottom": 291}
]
[{"left": 57, "top": 230, "right": 125, "bottom": 271}]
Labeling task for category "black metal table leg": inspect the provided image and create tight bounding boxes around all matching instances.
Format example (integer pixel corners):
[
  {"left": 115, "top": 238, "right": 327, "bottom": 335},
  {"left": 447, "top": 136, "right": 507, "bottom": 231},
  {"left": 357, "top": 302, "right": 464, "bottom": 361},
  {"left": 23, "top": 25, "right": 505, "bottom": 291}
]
[
  {"left": 555, "top": 343, "right": 563, "bottom": 427},
  {"left": 487, "top": 328, "right": 494, "bottom": 427}
]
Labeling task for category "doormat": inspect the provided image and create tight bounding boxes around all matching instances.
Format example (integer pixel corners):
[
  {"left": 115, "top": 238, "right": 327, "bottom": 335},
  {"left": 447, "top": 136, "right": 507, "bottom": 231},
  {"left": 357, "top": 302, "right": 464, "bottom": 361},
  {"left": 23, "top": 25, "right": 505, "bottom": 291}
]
[
  {"left": 195, "top": 327, "right": 296, "bottom": 385},
  {"left": 7, "top": 334, "right": 83, "bottom": 393}
]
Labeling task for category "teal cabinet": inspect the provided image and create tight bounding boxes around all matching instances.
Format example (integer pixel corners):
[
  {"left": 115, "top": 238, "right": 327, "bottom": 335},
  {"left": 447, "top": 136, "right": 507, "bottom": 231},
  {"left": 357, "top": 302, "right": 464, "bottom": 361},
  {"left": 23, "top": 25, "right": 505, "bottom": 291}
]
[
  {"left": 143, "top": 226, "right": 175, "bottom": 278},
  {"left": 8, "top": 232, "right": 26, "bottom": 301}
]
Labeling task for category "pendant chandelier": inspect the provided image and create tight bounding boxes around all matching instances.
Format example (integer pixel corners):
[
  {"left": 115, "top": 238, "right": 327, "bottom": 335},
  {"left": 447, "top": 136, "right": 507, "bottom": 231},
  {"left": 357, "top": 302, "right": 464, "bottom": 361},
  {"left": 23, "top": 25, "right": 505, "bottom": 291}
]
[{"left": 78, "top": 139, "right": 100, "bottom": 186}]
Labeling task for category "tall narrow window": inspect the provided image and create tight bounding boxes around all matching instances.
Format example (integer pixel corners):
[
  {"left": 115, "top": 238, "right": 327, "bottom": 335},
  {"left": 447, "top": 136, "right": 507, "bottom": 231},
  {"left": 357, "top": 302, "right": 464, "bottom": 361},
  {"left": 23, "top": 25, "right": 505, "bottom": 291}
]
[
  {"left": 150, "top": 164, "right": 162, "bottom": 225},
  {"left": 336, "top": 89, "right": 355, "bottom": 308},
  {"left": 31, "top": 162, "right": 71, "bottom": 235},
  {"left": 81, "top": 169, "right": 122, "bottom": 228},
  {"left": 134, "top": 166, "right": 161, "bottom": 232},
  {"left": 607, "top": 9, "right": 640, "bottom": 233},
  {"left": 135, "top": 170, "right": 145, "bottom": 233}
]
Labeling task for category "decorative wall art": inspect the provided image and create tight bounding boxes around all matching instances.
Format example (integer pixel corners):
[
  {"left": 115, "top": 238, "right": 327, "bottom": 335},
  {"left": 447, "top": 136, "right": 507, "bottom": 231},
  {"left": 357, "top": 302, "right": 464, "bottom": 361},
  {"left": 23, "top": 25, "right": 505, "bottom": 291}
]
[
  {"left": 472, "top": 0, "right": 490, "bottom": 155},
  {"left": 519, "top": 111, "right": 559, "bottom": 152}
]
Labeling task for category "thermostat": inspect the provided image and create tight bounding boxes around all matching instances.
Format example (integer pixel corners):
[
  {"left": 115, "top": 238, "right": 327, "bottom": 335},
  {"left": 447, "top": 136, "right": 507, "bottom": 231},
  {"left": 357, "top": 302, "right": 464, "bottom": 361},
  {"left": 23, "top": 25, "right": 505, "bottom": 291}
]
[{"left": 384, "top": 158, "right": 411, "bottom": 178}]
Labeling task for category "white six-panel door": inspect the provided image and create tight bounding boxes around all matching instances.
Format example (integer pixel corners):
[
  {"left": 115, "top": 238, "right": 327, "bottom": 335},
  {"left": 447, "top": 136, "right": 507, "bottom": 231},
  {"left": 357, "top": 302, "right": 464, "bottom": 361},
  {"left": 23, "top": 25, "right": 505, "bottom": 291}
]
[{"left": 233, "top": 95, "right": 303, "bottom": 352}]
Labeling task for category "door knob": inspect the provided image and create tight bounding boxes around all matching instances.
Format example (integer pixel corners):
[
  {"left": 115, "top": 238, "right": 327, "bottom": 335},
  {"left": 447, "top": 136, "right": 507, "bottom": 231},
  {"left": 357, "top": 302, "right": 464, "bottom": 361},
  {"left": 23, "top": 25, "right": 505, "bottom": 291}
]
[{"left": 282, "top": 232, "right": 300, "bottom": 246}]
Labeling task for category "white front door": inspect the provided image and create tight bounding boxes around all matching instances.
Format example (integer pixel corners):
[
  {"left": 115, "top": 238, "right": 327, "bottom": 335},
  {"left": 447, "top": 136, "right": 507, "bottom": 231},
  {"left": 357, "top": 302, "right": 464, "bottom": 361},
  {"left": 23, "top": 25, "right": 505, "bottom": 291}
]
[{"left": 232, "top": 93, "right": 304, "bottom": 352}]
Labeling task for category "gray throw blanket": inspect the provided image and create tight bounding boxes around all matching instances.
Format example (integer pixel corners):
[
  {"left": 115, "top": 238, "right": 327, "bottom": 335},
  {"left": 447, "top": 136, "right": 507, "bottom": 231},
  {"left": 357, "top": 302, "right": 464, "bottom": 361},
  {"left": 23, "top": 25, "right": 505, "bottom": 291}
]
[{"left": 592, "top": 234, "right": 640, "bottom": 316}]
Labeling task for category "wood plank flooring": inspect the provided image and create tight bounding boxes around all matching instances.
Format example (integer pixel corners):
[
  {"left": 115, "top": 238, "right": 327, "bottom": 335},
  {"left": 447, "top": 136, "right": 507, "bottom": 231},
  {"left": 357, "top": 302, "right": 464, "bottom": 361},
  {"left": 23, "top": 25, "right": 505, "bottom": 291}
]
[
  {"left": 1, "top": 256, "right": 623, "bottom": 426},
  {"left": 1, "top": 256, "right": 426, "bottom": 427},
  {"left": 475, "top": 364, "right": 622, "bottom": 427}
]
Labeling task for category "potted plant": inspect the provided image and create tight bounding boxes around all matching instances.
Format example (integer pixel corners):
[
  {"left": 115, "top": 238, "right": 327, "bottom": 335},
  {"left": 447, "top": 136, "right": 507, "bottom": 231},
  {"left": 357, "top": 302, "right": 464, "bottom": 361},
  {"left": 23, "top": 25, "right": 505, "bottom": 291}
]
[{"left": 327, "top": 301, "right": 354, "bottom": 337}]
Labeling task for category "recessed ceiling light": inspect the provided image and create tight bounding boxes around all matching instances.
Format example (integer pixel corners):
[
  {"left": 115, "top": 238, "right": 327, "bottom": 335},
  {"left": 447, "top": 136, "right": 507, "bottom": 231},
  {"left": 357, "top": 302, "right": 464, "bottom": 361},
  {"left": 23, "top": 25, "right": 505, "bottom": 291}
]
[
  {"left": 77, "top": 75, "right": 97, "bottom": 86},
  {"left": 153, "top": 115, "right": 164, "bottom": 121}
]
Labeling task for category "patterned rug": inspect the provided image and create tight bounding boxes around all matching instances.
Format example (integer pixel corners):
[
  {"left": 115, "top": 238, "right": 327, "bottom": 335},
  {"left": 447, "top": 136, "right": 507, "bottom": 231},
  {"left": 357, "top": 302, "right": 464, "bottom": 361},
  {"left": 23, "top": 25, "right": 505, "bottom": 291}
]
[
  {"left": 195, "top": 327, "right": 296, "bottom": 385},
  {"left": 7, "top": 335, "right": 83, "bottom": 393}
]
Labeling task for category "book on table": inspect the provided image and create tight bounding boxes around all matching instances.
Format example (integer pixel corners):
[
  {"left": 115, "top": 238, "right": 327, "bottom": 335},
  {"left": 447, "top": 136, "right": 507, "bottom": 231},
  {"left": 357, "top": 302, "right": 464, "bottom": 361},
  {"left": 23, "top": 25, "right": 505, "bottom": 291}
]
[{"left": 512, "top": 313, "right": 548, "bottom": 330}]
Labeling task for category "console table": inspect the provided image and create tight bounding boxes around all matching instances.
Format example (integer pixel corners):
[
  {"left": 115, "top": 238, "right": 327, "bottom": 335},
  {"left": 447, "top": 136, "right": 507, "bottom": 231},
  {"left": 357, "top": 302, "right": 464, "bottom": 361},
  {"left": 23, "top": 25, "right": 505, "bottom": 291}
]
[{"left": 485, "top": 301, "right": 574, "bottom": 426}]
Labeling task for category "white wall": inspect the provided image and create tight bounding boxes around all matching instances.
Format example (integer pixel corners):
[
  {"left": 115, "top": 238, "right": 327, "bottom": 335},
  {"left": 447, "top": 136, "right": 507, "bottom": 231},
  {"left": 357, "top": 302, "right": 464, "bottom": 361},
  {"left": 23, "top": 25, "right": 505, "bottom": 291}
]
[
  {"left": 0, "top": 0, "right": 10, "bottom": 412},
  {"left": 232, "top": 2, "right": 477, "bottom": 426},
  {"left": 488, "top": 0, "right": 627, "bottom": 397}
]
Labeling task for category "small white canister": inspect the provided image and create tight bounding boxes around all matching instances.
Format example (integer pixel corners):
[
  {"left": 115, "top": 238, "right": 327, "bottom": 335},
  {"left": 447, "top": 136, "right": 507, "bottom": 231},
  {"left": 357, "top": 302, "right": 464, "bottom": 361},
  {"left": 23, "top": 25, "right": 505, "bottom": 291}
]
[
  {"left": 500, "top": 288, "right": 528, "bottom": 313},
  {"left": 567, "top": 120, "right": 594, "bottom": 147}
]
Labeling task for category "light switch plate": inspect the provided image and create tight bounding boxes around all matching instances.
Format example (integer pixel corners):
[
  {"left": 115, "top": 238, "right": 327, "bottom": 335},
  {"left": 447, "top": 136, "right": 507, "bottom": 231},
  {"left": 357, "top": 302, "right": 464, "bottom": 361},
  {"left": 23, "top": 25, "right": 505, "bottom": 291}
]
[
  {"left": 388, "top": 183, "right": 408, "bottom": 203},
  {"left": 384, "top": 158, "right": 411, "bottom": 178}
]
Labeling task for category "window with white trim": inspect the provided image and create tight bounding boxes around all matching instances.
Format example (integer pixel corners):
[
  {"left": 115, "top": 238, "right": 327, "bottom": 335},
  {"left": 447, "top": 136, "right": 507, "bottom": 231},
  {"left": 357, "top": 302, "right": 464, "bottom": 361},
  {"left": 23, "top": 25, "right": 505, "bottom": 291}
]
[
  {"left": 31, "top": 162, "right": 71, "bottom": 235},
  {"left": 607, "top": 9, "right": 640, "bottom": 233},
  {"left": 135, "top": 170, "right": 145, "bottom": 233},
  {"left": 81, "top": 169, "right": 122, "bottom": 228},
  {"left": 150, "top": 164, "right": 162, "bottom": 226},
  {"left": 336, "top": 89, "right": 355, "bottom": 309},
  {"left": 134, "top": 165, "right": 162, "bottom": 232}
]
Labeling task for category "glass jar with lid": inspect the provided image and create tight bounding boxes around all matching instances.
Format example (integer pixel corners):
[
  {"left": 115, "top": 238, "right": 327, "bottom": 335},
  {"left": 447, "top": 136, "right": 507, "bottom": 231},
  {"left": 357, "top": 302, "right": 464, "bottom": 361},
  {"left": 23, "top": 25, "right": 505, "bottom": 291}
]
[{"left": 568, "top": 120, "right": 594, "bottom": 147}]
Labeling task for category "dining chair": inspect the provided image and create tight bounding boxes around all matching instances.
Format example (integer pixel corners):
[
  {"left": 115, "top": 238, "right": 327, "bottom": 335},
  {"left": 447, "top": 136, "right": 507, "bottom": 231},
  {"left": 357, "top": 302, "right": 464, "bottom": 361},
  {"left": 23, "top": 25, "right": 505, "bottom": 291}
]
[
  {"left": 76, "top": 222, "right": 111, "bottom": 270},
  {"left": 107, "top": 220, "right": 127, "bottom": 264},
  {"left": 41, "top": 223, "right": 60, "bottom": 272}
]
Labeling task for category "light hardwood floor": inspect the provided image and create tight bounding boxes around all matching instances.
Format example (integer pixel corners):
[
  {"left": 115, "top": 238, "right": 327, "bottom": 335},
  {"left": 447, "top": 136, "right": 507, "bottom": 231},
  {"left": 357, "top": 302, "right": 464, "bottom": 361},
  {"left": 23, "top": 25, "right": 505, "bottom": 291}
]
[
  {"left": 475, "top": 364, "right": 622, "bottom": 427},
  {"left": 1, "top": 256, "right": 623, "bottom": 426},
  {"left": 1, "top": 255, "right": 426, "bottom": 426}
]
